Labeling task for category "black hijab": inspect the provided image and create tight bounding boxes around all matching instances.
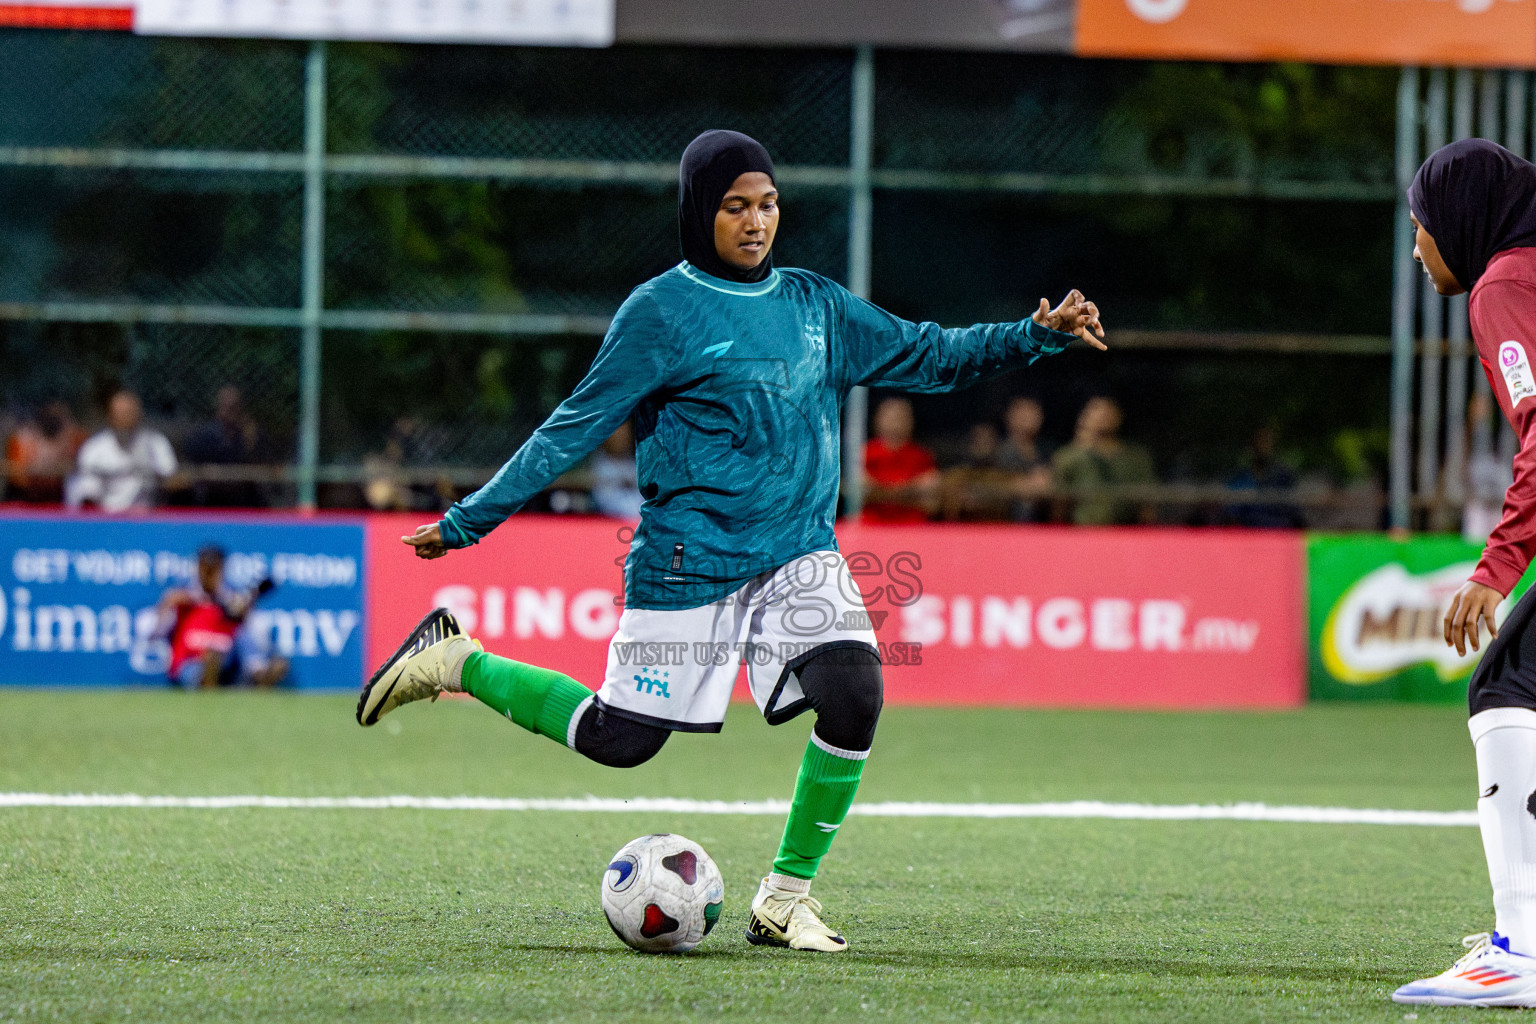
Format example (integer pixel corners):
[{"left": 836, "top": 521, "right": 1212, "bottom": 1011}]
[
  {"left": 678, "top": 130, "right": 777, "bottom": 283},
  {"left": 1409, "top": 138, "right": 1536, "bottom": 292}
]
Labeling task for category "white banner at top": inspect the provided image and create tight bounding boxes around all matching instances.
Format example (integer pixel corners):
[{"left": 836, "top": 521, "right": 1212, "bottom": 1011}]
[{"left": 134, "top": 0, "right": 615, "bottom": 46}]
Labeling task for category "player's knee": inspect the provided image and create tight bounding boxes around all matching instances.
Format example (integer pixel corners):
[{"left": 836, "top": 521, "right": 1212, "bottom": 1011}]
[
  {"left": 573, "top": 707, "right": 670, "bottom": 769},
  {"left": 837, "top": 659, "right": 884, "bottom": 731},
  {"left": 586, "top": 743, "right": 664, "bottom": 770},
  {"left": 799, "top": 645, "right": 883, "bottom": 752}
]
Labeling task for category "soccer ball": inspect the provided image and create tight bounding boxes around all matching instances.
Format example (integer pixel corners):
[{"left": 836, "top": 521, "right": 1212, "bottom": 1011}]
[{"left": 601, "top": 833, "right": 724, "bottom": 953}]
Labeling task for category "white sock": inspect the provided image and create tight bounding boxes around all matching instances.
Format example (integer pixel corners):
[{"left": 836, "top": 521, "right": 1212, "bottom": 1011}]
[
  {"left": 759, "top": 873, "right": 811, "bottom": 903},
  {"left": 1471, "top": 708, "right": 1536, "bottom": 956},
  {"left": 443, "top": 636, "right": 480, "bottom": 692}
]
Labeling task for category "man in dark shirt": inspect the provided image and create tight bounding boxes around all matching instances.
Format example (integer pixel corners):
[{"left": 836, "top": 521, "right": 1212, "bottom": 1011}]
[
  {"left": 1052, "top": 396, "right": 1156, "bottom": 525},
  {"left": 184, "top": 386, "right": 266, "bottom": 507}
]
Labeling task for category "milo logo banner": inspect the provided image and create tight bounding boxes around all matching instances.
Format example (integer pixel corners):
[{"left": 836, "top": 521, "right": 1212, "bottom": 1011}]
[{"left": 1309, "top": 535, "right": 1536, "bottom": 701}]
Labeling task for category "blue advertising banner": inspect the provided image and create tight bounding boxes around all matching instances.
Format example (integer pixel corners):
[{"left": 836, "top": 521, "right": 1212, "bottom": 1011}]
[{"left": 0, "top": 514, "right": 365, "bottom": 689}]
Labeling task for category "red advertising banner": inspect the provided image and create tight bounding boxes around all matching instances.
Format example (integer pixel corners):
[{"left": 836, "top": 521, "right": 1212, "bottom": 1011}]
[
  {"left": 367, "top": 514, "right": 630, "bottom": 690},
  {"left": 367, "top": 515, "right": 1305, "bottom": 710},
  {"left": 1075, "top": 0, "right": 1536, "bottom": 67},
  {"left": 0, "top": 2, "right": 131, "bottom": 29}
]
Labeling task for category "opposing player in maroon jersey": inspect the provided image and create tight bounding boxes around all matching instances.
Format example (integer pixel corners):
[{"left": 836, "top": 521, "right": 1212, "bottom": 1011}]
[{"left": 1395, "top": 139, "right": 1536, "bottom": 1007}]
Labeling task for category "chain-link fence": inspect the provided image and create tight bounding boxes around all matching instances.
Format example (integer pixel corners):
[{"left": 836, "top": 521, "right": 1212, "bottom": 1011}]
[{"left": 0, "top": 30, "right": 1405, "bottom": 518}]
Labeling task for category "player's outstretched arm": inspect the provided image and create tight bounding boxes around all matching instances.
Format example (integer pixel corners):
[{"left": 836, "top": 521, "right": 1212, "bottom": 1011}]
[
  {"left": 403, "top": 523, "right": 447, "bottom": 560},
  {"left": 1033, "top": 289, "right": 1107, "bottom": 350},
  {"left": 838, "top": 283, "right": 1107, "bottom": 394},
  {"left": 421, "top": 290, "right": 676, "bottom": 556}
]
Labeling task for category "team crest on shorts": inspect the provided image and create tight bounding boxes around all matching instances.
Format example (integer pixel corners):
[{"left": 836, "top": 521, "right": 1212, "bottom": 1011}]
[
  {"left": 633, "top": 668, "right": 671, "bottom": 698},
  {"left": 1500, "top": 341, "right": 1536, "bottom": 408}
]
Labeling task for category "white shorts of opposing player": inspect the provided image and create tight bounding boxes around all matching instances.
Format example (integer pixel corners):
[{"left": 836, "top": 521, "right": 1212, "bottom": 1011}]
[{"left": 586, "top": 550, "right": 880, "bottom": 734}]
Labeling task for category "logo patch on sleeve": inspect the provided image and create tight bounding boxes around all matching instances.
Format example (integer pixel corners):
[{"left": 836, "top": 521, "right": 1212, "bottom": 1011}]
[{"left": 1501, "top": 341, "right": 1536, "bottom": 408}]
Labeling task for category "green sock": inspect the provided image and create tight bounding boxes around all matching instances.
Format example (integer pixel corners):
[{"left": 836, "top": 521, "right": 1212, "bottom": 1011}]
[
  {"left": 461, "top": 651, "right": 592, "bottom": 746},
  {"left": 772, "top": 735, "right": 869, "bottom": 881}
]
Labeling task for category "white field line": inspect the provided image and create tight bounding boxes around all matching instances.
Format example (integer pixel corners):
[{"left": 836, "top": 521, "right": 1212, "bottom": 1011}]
[{"left": 0, "top": 793, "right": 1479, "bottom": 826}]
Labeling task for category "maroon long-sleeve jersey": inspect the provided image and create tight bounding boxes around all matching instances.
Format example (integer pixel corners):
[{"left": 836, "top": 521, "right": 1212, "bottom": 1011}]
[{"left": 1471, "top": 246, "right": 1536, "bottom": 595}]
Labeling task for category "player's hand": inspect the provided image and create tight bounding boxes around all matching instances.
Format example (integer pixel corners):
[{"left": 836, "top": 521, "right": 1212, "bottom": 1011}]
[
  {"left": 1444, "top": 580, "right": 1504, "bottom": 657},
  {"left": 403, "top": 523, "right": 448, "bottom": 560},
  {"left": 1033, "top": 289, "right": 1107, "bottom": 351}
]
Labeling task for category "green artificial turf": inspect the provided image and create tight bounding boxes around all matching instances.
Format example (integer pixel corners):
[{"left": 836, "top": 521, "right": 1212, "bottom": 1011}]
[{"left": 0, "top": 692, "right": 1499, "bottom": 1022}]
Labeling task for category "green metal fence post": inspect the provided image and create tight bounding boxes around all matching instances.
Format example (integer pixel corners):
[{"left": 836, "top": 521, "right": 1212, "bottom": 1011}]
[
  {"left": 1441, "top": 69, "right": 1475, "bottom": 517},
  {"left": 297, "top": 40, "right": 328, "bottom": 510},
  {"left": 1390, "top": 66, "right": 1419, "bottom": 530},
  {"left": 841, "top": 44, "right": 874, "bottom": 518},
  {"left": 1415, "top": 68, "right": 1446, "bottom": 523}
]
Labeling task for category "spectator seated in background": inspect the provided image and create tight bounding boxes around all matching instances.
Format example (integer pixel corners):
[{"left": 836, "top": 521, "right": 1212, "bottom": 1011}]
[
  {"left": 995, "top": 395, "right": 1054, "bottom": 522},
  {"left": 66, "top": 390, "right": 179, "bottom": 512},
  {"left": 1052, "top": 395, "right": 1157, "bottom": 525},
  {"left": 159, "top": 545, "right": 287, "bottom": 689},
  {"left": 940, "top": 422, "right": 1017, "bottom": 521},
  {"left": 590, "top": 421, "right": 643, "bottom": 521},
  {"left": 1464, "top": 390, "right": 1511, "bottom": 543},
  {"left": 364, "top": 417, "right": 454, "bottom": 512},
  {"left": 862, "top": 396, "right": 940, "bottom": 523},
  {"left": 184, "top": 385, "right": 267, "bottom": 508},
  {"left": 1222, "top": 425, "right": 1305, "bottom": 528},
  {"left": 6, "top": 399, "right": 85, "bottom": 503}
]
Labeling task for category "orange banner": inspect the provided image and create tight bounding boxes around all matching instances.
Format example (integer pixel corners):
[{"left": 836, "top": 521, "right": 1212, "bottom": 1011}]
[{"left": 1076, "top": 0, "right": 1536, "bottom": 67}]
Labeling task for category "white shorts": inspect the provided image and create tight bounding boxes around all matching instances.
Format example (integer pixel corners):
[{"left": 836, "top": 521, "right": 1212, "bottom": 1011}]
[{"left": 590, "top": 551, "right": 880, "bottom": 733}]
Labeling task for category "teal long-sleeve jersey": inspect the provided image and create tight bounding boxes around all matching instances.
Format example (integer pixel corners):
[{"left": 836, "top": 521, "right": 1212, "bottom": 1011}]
[{"left": 438, "top": 261, "right": 1077, "bottom": 610}]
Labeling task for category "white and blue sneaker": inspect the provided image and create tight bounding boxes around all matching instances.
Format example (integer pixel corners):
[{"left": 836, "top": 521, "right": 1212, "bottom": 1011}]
[{"left": 1393, "top": 932, "right": 1536, "bottom": 1007}]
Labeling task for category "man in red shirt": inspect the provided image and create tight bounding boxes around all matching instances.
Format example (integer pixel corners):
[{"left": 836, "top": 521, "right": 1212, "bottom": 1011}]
[
  {"left": 1396, "top": 140, "right": 1536, "bottom": 1007},
  {"left": 160, "top": 545, "right": 286, "bottom": 689},
  {"left": 861, "top": 396, "right": 939, "bottom": 523}
]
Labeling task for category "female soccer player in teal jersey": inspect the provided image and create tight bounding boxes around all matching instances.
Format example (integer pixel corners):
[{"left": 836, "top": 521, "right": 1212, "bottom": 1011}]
[{"left": 358, "top": 130, "right": 1107, "bottom": 951}]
